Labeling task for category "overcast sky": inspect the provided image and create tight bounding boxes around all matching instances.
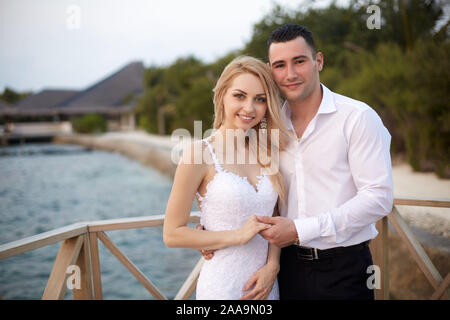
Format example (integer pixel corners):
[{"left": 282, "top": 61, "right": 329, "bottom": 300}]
[{"left": 1, "top": 0, "right": 348, "bottom": 93}]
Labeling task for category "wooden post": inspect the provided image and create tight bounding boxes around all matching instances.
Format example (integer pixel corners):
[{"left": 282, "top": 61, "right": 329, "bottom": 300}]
[
  {"left": 88, "top": 232, "right": 103, "bottom": 300},
  {"left": 1, "top": 135, "right": 7, "bottom": 146},
  {"left": 73, "top": 234, "right": 93, "bottom": 300},
  {"left": 379, "top": 216, "right": 389, "bottom": 299},
  {"left": 370, "top": 215, "right": 389, "bottom": 300},
  {"left": 42, "top": 236, "right": 84, "bottom": 300}
]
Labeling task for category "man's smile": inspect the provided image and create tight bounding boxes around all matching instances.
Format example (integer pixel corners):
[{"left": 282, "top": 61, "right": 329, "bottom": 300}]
[{"left": 283, "top": 82, "right": 303, "bottom": 90}]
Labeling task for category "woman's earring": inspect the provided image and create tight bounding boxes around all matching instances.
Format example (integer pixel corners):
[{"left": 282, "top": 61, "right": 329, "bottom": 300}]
[{"left": 260, "top": 117, "right": 267, "bottom": 134}]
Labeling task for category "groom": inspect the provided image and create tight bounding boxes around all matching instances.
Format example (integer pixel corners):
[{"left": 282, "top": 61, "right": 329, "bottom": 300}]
[{"left": 255, "top": 24, "right": 393, "bottom": 300}]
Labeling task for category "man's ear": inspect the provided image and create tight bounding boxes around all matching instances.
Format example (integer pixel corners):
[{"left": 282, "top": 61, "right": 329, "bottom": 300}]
[{"left": 316, "top": 52, "right": 324, "bottom": 72}]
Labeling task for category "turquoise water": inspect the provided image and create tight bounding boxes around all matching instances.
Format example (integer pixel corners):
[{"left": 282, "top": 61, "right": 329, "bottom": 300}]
[{"left": 0, "top": 143, "right": 199, "bottom": 299}]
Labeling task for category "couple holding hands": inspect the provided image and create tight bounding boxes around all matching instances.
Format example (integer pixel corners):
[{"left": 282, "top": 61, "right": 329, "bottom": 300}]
[{"left": 163, "top": 24, "right": 393, "bottom": 300}]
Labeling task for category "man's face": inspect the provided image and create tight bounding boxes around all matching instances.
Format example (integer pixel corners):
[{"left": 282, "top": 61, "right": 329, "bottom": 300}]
[{"left": 268, "top": 36, "right": 323, "bottom": 104}]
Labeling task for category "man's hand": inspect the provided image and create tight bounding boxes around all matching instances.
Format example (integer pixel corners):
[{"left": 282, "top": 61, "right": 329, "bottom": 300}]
[
  {"left": 256, "top": 216, "right": 298, "bottom": 248},
  {"left": 196, "top": 224, "right": 215, "bottom": 260}
]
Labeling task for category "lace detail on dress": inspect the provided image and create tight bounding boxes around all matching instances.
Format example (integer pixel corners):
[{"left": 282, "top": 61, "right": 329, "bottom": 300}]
[{"left": 195, "top": 138, "right": 279, "bottom": 300}]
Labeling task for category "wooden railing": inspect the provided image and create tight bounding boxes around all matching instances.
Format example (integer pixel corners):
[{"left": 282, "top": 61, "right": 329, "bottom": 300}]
[
  {"left": 0, "top": 198, "right": 448, "bottom": 300},
  {"left": 370, "top": 197, "right": 450, "bottom": 300},
  {"left": 0, "top": 213, "right": 202, "bottom": 300}
]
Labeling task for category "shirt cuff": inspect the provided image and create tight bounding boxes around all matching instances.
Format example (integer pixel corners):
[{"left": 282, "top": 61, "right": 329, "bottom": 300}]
[{"left": 293, "top": 217, "right": 321, "bottom": 246}]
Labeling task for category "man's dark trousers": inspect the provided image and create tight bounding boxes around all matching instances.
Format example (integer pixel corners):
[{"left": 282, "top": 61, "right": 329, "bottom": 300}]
[{"left": 278, "top": 242, "right": 375, "bottom": 300}]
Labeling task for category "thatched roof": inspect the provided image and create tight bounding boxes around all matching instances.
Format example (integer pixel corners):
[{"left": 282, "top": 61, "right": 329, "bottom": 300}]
[
  {"left": 0, "top": 61, "right": 144, "bottom": 117},
  {"left": 15, "top": 89, "right": 79, "bottom": 109},
  {"left": 60, "top": 61, "right": 144, "bottom": 110}
]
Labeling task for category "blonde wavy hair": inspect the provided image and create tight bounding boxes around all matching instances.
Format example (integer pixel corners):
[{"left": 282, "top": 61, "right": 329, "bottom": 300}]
[{"left": 211, "top": 56, "right": 288, "bottom": 204}]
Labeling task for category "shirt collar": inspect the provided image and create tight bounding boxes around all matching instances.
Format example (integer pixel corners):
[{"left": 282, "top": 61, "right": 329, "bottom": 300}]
[{"left": 281, "top": 83, "right": 336, "bottom": 132}]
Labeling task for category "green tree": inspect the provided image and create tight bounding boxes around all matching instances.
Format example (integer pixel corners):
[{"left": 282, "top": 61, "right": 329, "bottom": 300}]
[
  {"left": 137, "top": 56, "right": 215, "bottom": 135},
  {"left": 0, "top": 87, "right": 32, "bottom": 104},
  {"left": 404, "top": 39, "right": 450, "bottom": 176},
  {"left": 172, "top": 76, "right": 215, "bottom": 133}
]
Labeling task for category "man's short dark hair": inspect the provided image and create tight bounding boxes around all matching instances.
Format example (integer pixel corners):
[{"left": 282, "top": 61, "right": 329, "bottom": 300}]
[{"left": 267, "top": 24, "right": 317, "bottom": 58}]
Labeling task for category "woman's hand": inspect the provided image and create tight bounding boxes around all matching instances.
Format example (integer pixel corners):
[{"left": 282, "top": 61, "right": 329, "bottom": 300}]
[
  {"left": 238, "top": 215, "right": 271, "bottom": 245},
  {"left": 240, "top": 263, "right": 279, "bottom": 300}
]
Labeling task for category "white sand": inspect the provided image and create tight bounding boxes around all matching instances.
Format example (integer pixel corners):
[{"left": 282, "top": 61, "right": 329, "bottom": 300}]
[
  {"left": 392, "top": 164, "right": 450, "bottom": 237},
  {"left": 99, "top": 130, "right": 178, "bottom": 150}
]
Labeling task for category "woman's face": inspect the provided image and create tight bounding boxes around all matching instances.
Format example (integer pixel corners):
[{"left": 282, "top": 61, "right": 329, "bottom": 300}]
[{"left": 221, "top": 73, "right": 268, "bottom": 132}]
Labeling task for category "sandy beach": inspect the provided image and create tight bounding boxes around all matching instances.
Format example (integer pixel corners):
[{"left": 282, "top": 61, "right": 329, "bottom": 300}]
[{"left": 393, "top": 164, "right": 450, "bottom": 238}]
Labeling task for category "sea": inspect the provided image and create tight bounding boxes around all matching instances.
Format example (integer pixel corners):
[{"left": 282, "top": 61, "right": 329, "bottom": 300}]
[{"left": 0, "top": 142, "right": 199, "bottom": 299}]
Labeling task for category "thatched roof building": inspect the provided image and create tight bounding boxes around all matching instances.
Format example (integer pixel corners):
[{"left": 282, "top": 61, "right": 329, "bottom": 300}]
[{"left": 0, "top": 61, "right": 144, "bottom": 119}]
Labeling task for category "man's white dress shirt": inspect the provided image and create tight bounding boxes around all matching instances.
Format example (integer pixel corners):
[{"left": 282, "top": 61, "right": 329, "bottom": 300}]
[{"left": 279, "top": 84, "right": 393, "bottom": 250}]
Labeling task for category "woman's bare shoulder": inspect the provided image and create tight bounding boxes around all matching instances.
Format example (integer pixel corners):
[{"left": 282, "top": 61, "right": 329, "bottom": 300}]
[{"left": 177, "top": 140, "right": 212, "bottom": 177}]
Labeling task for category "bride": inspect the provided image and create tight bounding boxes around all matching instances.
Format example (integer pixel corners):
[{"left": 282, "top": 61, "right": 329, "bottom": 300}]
[{"left": 163, "top": 56, "right": 287, "bottom": 300}]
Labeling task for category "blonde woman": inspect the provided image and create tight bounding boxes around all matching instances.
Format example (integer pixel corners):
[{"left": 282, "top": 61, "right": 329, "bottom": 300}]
[{"left": 163, "top": 56, "right": 287, "bottom": 300}]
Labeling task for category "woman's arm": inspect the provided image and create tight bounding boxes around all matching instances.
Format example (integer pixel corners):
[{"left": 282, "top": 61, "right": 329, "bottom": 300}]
[{"left": 163, "top": 142, "right": 270, "bottom": 250}]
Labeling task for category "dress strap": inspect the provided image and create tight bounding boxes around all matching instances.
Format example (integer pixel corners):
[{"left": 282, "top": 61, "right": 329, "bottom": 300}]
[{"left": 203, "top": 139, "right": 223, "bottom": 172}]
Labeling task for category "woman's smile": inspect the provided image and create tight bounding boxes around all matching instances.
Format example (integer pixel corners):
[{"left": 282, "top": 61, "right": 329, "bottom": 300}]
[{"left": 236, "top": 113, "right": 255, "bottom": 123}]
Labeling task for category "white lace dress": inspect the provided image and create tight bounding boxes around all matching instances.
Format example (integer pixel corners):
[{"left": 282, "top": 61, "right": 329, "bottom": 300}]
[{"left": 195, "top": 139, "right": 279, "bottom": 300}]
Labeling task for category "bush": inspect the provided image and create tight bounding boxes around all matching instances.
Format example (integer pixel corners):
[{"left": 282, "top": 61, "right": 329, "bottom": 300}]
[{"left": 72, "top": 114, "right": 107, "bottom": 134}]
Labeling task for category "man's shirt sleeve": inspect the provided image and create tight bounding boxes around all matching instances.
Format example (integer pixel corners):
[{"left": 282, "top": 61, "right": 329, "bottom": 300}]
[{"left": 294, "top": 107, "right": 394, "bottom": 246}]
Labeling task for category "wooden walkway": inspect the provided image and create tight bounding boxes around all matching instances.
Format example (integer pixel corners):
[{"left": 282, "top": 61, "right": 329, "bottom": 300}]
[{"left": 1, "top": 122, "right": 72, "bottom": 145}]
